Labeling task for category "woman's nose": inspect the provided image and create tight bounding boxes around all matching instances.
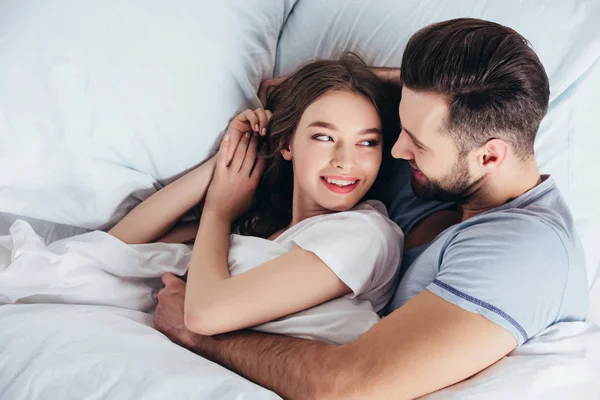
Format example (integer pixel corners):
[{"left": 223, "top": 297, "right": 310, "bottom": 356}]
[{"left": 331, "top": 146, "right": 354, "bottom": 170}]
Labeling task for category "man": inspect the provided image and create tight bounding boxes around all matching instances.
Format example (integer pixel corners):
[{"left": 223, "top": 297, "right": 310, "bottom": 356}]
[{"left": 154, "top": 18, "right": 588, "bottom": 399}]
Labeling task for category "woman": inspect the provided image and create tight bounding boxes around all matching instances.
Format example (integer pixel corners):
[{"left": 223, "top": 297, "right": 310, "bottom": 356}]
[{"left": 109, "top": 54, "right": 404, "bottom": 344}]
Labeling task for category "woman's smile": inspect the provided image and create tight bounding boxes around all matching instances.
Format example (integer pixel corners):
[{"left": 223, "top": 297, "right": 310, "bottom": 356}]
[{"left": 320, "top": 175, "right": 361, "bottom": 194}]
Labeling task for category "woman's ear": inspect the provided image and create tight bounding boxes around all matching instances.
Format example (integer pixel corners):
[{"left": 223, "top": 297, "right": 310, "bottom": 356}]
[
  {"left": 280, "top": 140, "right": 292, "bottom": 161},
  {"left": 280, "top": 148, "right": 292, "bottom": 161}
]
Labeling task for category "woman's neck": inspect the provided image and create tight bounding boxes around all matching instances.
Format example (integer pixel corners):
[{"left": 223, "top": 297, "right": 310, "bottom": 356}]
[
  {"left": 289, "top": 190, "right": 333, "bottom": 227},
  {"left": 267, "top": 198, "right": 329, "bottom": 241},
  {"left": 290, "top": 204, "right": 332, "bottom": 227}
]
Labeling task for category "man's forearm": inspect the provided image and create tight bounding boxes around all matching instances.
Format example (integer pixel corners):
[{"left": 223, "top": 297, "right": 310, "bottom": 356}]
[{"left": 186, "top": 330, "right": 343, "bottom": 399}]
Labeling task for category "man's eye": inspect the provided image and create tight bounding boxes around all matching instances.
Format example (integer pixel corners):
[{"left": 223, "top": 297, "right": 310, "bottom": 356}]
[
  {"left": 358, "top": 140, "right": 379, "bottom": 147},
  {"left": 414, "top": 142, "right": 425, "bottom": 151},
  {"left": 313, "top": 134, "right": 332, "bottom": 142}
]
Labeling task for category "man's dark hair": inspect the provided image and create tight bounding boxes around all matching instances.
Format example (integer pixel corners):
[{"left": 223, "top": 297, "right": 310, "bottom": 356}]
[{"left": 401, "top": 18, "right": 550, "bottom": 159}]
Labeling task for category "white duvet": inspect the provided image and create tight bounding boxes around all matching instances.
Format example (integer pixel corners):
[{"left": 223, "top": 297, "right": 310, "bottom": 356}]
[{"left": 1, "top": 220, "right": 599, "bottom": 399}]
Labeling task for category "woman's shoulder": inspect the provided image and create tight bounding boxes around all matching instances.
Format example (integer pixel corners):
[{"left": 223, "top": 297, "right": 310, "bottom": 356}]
[
  {"left": 349, "top": 199, "right": 389, "bottom": 217},
  {"left": 348, "top": 200, "right": 404, "bottom": 238},
  {"left": 294, "top": 200, "right": 403, "bottom": 241}
]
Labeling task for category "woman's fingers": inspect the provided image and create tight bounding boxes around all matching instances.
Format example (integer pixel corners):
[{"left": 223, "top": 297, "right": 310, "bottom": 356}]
[
  {"left": 231, "top": 131, "right": 251, "bottom": 172},
  {"left": 226, "top": 120, "right": 247, "bottom": 161},
  {"left": 251, "top": 154, "right": 266, "bottom": 181},
  {"left": 257, "top": 109, "right": 274, "bottom": 136},
  {"left": 242, "top": 133, "right": 259, "bottom": 175},
  {"left": 231, "top": 108, "right": 272, "bottom": 137},
  {"left": 263, "top": 110, "right": 273, "bottom": 136},
  {"left": 254, "top": 108, "right": 269, "bottom": 136},
  {"left": 217, "top": 133, "right": 231, "bottom": 170},
  {"left": 223, "top": 108, "right": 271, "bottom": 170},
  {"left": 237, "top": 109, "right": 259, "bottom": 133},
  {"left": 227, "top": 110, "right": 256, "bottom": 165}
]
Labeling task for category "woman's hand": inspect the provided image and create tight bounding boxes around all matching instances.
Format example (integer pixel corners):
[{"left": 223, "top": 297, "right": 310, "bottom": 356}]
[
  {"left": 204, "top": 110, "right": 270, "bottom": 222},
  {"left": 191, "top": 108, "right": 272, "bottom": 191},
  {"left": 223, "top": 108, "right": 272, "bottom": 164}
]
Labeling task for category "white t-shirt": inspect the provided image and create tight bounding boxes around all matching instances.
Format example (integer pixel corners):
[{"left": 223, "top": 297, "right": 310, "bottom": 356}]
[{"left": 227, "top": 200, "right": 404, "bottom": 344}]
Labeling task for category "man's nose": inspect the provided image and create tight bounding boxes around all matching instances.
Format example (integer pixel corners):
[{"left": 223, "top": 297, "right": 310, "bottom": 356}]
[{"left": 391, "top": 131, "right": 413, "bottom": 160}]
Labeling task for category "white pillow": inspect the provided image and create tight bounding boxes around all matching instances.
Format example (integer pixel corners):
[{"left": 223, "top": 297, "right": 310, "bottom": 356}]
[
  {"left": 276, "top": 0, "right": 600, "bottom": 293},
  {"left": 0, "top": 0, "right": 297, "bottom": 229}
]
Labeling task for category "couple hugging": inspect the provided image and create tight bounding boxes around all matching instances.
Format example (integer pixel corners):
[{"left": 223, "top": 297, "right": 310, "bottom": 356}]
[{"left": 109, "top": 18, "right": 588, "bottom": 399}]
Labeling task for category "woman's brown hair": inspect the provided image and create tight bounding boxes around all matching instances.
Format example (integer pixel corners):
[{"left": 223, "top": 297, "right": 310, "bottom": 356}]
[{"left": 234, "top": 53, "right": 400, "bottom": 238}]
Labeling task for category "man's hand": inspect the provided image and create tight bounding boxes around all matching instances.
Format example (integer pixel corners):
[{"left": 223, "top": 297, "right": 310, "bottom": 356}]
[{"left": 155, "top": 273, "right": 199, "bottom": 349}]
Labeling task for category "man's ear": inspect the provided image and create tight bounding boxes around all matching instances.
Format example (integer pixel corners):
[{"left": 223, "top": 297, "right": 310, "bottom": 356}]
[{"left": 477, "top": 139, "right": 508, "bottom": 170}]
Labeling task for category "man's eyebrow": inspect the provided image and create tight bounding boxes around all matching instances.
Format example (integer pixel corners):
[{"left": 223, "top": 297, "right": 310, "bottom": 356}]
[
  {"left": 403, "top": 127, "right": 428, "bottom": 148},
  {"left": 307, "top": 121, "right": 382, "bottom": 135}
]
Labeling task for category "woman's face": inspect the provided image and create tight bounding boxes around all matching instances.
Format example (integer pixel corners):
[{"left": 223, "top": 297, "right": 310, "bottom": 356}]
[{"left": 281, "top": 90, "right": 383, "bottom": 214}]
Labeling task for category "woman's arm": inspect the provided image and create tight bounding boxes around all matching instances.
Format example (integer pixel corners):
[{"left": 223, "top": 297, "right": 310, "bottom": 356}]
[
  {"left": 108, "top": 155, "right": 217, "bottom": 244},
  {"left": 183, "top": 126, "right": 351, "bottom": 336},
  {"left": 108, "top": 108, "right": 272, "bottom": 245},
  {"left": 185, "top": 213, "right": 351, "bottom": 335}
]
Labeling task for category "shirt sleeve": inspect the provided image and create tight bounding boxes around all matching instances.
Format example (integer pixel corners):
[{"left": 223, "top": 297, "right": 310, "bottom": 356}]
[
  {"left": 426, "top": 213, "right": 571, "bottom": 345},
  {"left": 290, "top": 211, "right": 403, "bottom": 299}
]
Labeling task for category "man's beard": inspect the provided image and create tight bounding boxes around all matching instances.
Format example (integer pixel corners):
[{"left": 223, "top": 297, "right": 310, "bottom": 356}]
[{"left": 411, "top": 158, "right": 480, "bottom": 203}]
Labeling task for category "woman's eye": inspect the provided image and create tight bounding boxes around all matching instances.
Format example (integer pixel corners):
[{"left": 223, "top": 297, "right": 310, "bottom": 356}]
[
  {"left": 358, "top": 140, "right": 379, "bottom": 147},
  {"left": 313, "top": 134, "right": 332, "bottom": 142}
]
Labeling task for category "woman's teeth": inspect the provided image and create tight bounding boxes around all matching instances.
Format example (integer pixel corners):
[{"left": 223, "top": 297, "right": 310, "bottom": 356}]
[{"left": 325, "top": 178, "right": 357, "bottom": 187}]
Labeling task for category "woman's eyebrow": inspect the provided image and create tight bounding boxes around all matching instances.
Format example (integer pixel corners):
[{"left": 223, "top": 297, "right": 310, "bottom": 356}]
[
  {"left": 306, "top": 121, "right": 381, "bottom": 135},
  {"left": 307, "top": 121, "right": 338, "bottom": 130},
  {"left": 358, "top": 128, "right": 382, "bottom": 135}
]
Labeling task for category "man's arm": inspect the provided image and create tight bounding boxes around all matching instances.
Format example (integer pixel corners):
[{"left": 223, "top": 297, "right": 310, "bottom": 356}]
[{"left": 155, "top": 275, "right": 516, "bottom": 400}]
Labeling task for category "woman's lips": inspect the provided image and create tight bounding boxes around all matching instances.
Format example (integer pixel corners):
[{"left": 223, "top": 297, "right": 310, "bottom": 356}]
[{"left": 320, "top": 176, "right": 360, "bottom": 194}]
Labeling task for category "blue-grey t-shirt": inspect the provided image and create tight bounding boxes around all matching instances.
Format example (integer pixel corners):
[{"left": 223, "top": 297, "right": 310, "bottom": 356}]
[{"left": 385, "top": 160, "right": 589, "bottom": 345}]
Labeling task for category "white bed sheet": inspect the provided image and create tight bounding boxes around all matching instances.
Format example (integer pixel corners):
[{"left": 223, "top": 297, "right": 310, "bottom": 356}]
[
  {"left": 1, "top": 220, "right": 599, "bottom": 399},
  {"left": 0, "top": 304, "right": 278, "bottom": 400},
  {"left": 0, "top": 220, "right": 278, "bottom": 399}
]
